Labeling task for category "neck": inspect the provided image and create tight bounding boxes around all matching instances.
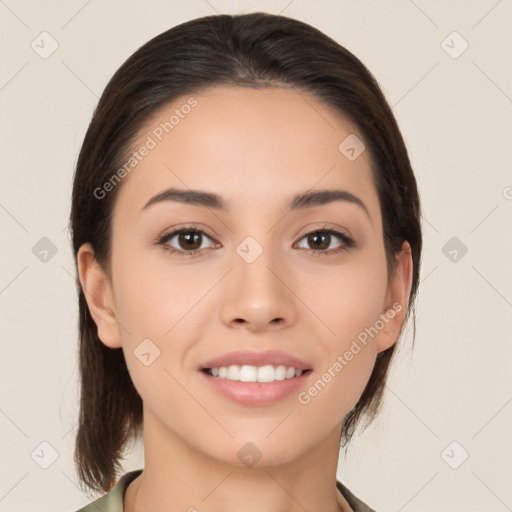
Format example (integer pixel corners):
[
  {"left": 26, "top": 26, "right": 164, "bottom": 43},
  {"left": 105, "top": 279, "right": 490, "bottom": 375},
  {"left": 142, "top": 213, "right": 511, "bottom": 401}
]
[{"left": 123, "top": 407, "right": 352, "bottom": 512}]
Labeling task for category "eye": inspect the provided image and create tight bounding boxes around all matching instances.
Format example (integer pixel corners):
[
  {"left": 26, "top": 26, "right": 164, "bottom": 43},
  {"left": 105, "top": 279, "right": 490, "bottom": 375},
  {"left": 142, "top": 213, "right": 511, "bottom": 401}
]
[
  {"left": 295, "top": 227, "right": 354, "bottom": 256},
  {"left": 156, "top": 226, "right": 218, "bottom": 258},
  {"left": 156, "top": 225, "right": 355, "bottom": 258}
]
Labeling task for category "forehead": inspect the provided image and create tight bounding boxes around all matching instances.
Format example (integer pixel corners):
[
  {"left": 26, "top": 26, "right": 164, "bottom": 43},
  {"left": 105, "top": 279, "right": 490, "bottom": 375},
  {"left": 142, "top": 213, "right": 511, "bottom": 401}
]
[{"left": 114, "top": 86, "right": 379, "bottom": 221}]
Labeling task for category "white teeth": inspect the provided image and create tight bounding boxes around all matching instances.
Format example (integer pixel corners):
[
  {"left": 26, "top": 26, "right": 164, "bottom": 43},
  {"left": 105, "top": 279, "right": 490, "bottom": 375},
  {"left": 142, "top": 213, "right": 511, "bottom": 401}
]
[{"left": 207, "top": 364, "right": 305, "bottom": 382}]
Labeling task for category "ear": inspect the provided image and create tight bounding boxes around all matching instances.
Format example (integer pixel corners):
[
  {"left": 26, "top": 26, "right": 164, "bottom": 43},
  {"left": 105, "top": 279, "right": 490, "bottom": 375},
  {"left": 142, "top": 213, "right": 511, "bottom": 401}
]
[
  {"left": 376, "top": 241, "right": 414, "bottom": 353},
  {"left": 76, "top": 242, "right": 122, "bottom": 349}
]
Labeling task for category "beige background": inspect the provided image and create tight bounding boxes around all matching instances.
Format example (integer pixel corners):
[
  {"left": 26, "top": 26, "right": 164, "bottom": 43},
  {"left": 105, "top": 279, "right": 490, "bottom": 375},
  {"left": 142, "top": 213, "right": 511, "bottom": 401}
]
[{"left": 1, "top": 1, "right": 511, "bottom": 511}]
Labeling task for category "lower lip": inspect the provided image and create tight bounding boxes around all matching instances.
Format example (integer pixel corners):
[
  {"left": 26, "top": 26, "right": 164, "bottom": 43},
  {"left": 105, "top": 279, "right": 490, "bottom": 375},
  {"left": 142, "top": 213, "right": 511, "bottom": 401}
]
[{"left": 199, "top": 370, "right": 313, "bottom": 406}]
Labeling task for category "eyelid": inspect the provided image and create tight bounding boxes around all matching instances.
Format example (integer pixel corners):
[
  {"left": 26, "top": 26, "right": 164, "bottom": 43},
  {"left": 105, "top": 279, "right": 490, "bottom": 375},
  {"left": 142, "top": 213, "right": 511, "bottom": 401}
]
[
  {"left": 295, "top": 221, "right": 353, "bottom": 239},
  {"left": 155, "top": 223, "right": 218, "bottom": 243}
]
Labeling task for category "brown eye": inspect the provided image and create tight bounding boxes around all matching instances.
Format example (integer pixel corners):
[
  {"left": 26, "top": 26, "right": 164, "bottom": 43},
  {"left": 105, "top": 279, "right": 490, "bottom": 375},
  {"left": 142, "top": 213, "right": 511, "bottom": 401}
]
[
  {"left": 157, "top": 227, "right": 218, "bottom": 257},
  {"left": 296, "top": 229, "right": 354, "bottom": 255},
  {"left": 176, "top": 231, "right": 203, "bottom": 251},
  {"left": 306, "top": 232, "right": 331, "bottom": 250}
]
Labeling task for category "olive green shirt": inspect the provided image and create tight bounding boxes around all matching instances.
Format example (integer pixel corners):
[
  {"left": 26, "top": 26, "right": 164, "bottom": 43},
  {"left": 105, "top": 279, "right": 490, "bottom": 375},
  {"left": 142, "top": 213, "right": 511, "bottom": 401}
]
[{"left": 74, "top": 469, "right": 376, "bottom": 512}]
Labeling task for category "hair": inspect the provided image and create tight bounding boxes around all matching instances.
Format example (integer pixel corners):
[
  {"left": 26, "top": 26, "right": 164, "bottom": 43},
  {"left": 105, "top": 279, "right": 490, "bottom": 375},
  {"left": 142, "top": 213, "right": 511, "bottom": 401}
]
[{"left": 69, "top": 11, "right": 422, "bottom": 494}]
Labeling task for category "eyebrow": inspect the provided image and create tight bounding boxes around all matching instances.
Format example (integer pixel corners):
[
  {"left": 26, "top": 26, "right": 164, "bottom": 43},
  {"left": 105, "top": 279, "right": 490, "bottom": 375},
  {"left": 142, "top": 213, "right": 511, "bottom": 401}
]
[{"left": 142, "top": 187, "right": 370, "bottom": 219}]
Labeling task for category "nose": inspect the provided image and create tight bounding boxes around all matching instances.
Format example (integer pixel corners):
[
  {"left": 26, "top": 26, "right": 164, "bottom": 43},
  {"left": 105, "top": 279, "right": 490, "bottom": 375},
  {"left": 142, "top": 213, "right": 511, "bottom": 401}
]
[{"left": 220, "top": 244, "right": 298, "bottom": 333}]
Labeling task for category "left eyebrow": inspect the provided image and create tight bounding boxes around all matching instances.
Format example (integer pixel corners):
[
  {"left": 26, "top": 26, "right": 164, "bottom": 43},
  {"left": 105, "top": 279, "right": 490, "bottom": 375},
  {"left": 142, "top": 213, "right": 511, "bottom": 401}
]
[{"left": 141, "top": 187, "right": 371, "bottom": 220}]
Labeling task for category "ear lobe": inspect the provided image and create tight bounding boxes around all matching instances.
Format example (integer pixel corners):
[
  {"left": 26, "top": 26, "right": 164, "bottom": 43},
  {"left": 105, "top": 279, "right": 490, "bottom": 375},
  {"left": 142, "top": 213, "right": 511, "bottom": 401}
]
[
  {"left": 76, "top": 242, "right": 122, "bottom": 349},
  {"left": 376, "top": 241, "right": 414, "bottom": 353}
]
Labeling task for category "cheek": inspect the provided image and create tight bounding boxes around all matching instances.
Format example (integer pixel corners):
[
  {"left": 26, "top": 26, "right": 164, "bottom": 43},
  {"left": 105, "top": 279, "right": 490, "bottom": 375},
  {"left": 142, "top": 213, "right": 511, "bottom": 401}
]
[
  {"left": 294, "top": 252, "right": 387, "bottom": 411},
  {"left": 112, "top": 249, "right": 207, "bottom": 339},
  {"left": 111, "top": 252, "right": 215, "bottom": 401},
  {"left": 298, "top": 250, "right": 389, "bottom": 343}
]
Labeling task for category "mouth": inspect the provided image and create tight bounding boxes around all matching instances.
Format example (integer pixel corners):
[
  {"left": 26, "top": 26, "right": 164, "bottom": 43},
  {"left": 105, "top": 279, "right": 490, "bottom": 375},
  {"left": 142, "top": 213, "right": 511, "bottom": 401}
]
[
  {"left": 199, "top": 365, "right": 313, "bottom": 406},
  {"left": 200, "top": 366, "right": 313, "bottom": 383},
  {"left": 199, "top": 349, "right": 312, "bottom": 376}
]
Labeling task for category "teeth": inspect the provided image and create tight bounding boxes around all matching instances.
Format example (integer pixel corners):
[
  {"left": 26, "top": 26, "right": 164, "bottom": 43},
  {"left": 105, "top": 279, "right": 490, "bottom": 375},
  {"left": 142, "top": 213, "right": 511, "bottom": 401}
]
[{"left": 209, "top": 364, "right": 304, "bottom": 382}]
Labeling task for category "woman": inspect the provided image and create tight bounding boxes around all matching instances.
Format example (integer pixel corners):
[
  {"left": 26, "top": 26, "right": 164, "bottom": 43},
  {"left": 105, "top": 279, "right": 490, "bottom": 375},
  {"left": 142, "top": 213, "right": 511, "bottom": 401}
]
[{"left": 70, "top": 11, "right": 422, "bottom": 512}]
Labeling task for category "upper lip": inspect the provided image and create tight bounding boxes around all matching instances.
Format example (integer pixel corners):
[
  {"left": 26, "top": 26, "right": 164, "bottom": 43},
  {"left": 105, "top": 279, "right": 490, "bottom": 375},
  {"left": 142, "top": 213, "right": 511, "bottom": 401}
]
[{"left": 199, "top": 350, "right": 312, "bottom": 371}]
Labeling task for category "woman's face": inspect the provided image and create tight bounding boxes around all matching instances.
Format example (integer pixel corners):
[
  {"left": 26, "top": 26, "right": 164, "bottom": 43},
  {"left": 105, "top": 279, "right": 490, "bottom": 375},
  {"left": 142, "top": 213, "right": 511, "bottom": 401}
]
[{"left": 79, "top": 86, "right": 411, "bottom": 467}]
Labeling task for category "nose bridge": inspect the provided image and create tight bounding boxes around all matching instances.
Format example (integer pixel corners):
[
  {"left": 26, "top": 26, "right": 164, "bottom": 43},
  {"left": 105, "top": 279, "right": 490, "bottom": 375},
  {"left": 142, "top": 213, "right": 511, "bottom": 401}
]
[{"left": 220, "top": 232, "right": 297, "bottom": 330}]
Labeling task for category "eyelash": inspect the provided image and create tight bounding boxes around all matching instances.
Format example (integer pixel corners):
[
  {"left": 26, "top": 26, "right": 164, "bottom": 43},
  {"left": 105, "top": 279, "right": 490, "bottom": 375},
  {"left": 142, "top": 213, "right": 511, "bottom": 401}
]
[{"left": 155, "top": 225, "right": 355, "bottom": 259}]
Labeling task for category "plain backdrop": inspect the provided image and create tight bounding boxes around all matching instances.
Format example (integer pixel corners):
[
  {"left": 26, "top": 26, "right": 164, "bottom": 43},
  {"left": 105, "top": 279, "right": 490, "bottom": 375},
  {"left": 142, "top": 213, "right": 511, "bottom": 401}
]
[{"left": 1, "top": 1, "right": 511, "bottom": 511}]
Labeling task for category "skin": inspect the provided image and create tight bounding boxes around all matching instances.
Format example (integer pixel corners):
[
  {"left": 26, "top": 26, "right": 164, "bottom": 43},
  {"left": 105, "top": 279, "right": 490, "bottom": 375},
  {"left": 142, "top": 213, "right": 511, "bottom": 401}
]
[{"left": 77, "top": 86, "right": 413, "bottom": 512}]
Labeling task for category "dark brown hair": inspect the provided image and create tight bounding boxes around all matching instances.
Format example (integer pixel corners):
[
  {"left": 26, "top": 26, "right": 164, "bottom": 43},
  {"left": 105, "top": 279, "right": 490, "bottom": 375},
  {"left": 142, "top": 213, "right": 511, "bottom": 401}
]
[{"left": 69, "top": 11, "right": 422, "bottom": 494}]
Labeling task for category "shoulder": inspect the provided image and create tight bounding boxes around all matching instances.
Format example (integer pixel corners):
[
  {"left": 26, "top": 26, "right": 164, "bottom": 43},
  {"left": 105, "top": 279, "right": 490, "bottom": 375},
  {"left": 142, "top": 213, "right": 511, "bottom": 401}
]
[
  {"left": 336, "top": 479, "right": 377, "bottom": 512},
  {"left": 72, "top": 469, "right": 143, "bottom": 512},
  {"left": 72, "top": 471, "right": 371, "bottom": 512}
]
